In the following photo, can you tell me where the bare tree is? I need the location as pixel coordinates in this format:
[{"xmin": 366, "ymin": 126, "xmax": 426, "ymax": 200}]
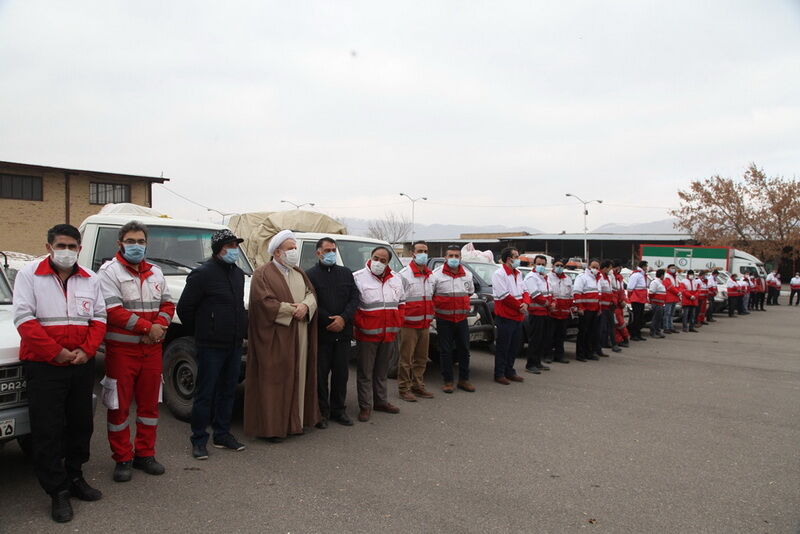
[
  {"xmin": 367, "ymin": 211, "xmax": 412, "ymax": 244},
  {"xmin": 671, "ymin": 163, "xmax": 800, "ymax": 266}
]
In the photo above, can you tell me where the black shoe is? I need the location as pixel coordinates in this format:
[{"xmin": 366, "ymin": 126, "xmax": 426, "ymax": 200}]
[
  {"xmin": 51, "ymin": 490, "xmax": 73, "ymax": 523},
  {"xmin": 113, "ymin": 461, "xmax": 132, "ymax": 483},
  {"xmin": 554, "ymin": 357, "xmax": 569, "ymax": 364},
  {"xmin": 524, "ymin": 366, "xmax": 541, "ymax": 374},
  {"xmin": 595, "ymin": 351, "xmax": 608, "ymax": 358},
  {"xmin": 537, "ymin": 364, "xmax": 550, "ymax": 371},
  {"xmin": 265, "ymin": 436, "xmax": 284, "ymax": 443},
  {"xmin": 611, "ymin": 346, "xmax": 622, "ymax": 353},
  {"xmin": 69, "ymin": 477, "xmax": 102, "ymax": 501},
  {"xmin": 331, "ymin": 413, "xmax": 354, "ymax": 426},
  {"xmin": 576, "ymin": 357, "xmax": 588, "ymax": 362},
  {"xmin": 192, "ymin": 443, "xmax": 209, "ymax": 460},
  {"xmin": 213, "ymin": 434, "xmax": 246, "ymax": 451},
  {"xmin": 132, "ymin": 456, "xmax": 165, "ymax": 476},
  {"xmin": 588, "ymin": 355, "xmax": 600, "ymax": 361},
  {"xmin": 315, "ymin": 418, "xmax": 329, "ymax": 430},
  {"xmin": 689, "ymin": 328, "xmax": 698, "ymax": 333},
  {"xmin": 620, "ymin": 340, "xmax": 630, "ymax": 347}
]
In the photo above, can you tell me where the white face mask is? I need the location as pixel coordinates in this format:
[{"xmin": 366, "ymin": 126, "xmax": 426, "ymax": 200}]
[
  {"xmin": 52, "ymin": 249, "xmax": 78, "ymax": 270},
  {"xmin": 370, "ymin": 260, "xmax": 387, "ymax": 276},
  {"xmin": 589, "ymin": 268, "xmax": 598, "ymax": 275},
  {"xmin": 282, "ymin": 248, "xmax": 300, "ymax": 267}
]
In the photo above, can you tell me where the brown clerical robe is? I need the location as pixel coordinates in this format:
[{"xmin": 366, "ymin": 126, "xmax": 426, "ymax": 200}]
[{"xmin": 244, "ymin": 261, "xmax": 321, "ymax": 438}]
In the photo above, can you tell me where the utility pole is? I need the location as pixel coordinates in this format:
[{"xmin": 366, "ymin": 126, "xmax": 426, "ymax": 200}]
[
  {"xmin": 399, "ymin": 193, "xmax": 427, "ymax": 242},
  {"xmin": 565, "ymin": 193, "xmax": 603, "ymax": 263},
  {"xmin": 280, "ymin": 200, "xmax": 315, "ymax": 209}
]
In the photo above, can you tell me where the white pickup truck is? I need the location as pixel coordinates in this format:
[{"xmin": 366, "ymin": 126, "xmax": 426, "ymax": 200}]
[{"xmin": 0, "ymin": 266, "xmax": 30, "ymax": 453}]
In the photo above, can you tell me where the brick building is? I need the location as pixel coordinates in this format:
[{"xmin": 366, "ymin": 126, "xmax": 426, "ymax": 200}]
[{"xmin": 0, "ymin": 161, "xmax": 168, "ymax": 254}]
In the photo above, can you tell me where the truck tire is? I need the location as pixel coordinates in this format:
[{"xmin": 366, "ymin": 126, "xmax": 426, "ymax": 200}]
[{"xmin": 162, "ymin": 336, "xmax": 197, "ymax": 422}]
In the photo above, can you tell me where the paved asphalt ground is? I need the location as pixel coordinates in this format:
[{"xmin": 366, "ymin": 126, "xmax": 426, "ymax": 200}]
[{"xmin": 2, "ymin": 306, "xmax": 799, "ymax": 533}]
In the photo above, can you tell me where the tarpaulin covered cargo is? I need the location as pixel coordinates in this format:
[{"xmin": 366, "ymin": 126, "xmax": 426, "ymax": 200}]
[{"xmin": 228, "ymin": 210, "xmax": 346, "ymax": 268}]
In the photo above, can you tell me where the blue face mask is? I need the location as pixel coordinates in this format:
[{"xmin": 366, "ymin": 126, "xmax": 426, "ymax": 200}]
[
  {"xmin": 321, "ymin": 251, "xmax": 337, "ymax": 266},
  {"xmin": 122, "ymin": 244, "xmax": 146, "ymax": 264},
  {"xmin": 221, "ymin": 248, "xmax": 239, "ymax": 264},
  {"xmin": 535, "ymin": 265, "xmax": 546, "ymax": 274},
  {"xmin": 511, "ymin": 259, "xmax": 521, "ymax": 269},
  {"xmin": 447, "ymin": 258, "xmax": 460, "ymax": 269},
  {"xmin": 554, "ymin": 266, "xmax": 564, "ymax": 274},
  {"xmin": 414, "ymin": 253, "xmax": 428, "ymax": 266}
]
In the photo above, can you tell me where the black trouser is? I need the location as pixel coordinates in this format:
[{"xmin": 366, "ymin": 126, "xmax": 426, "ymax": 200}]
[
  {"xmin": 494, "ymin": 316, "xmax": 523, "ymax": 378},
  {"xmin": 599, "ymin": 308, "xmax": 615, "ymax": 349},
  {"xmin": 728, "ymin": 296, "xmax": 740, "ymax": 316},
  {"xmin": 767, "ymin": 287, "xmax": 779, "ymax": 304},
  {"xmin": 790, "ymin": 289, "xmax": 800, "ymax": 306},
  {"xmin": 24, "ymin": 359, "xmax": 95, "ymax": 496},
  {"xmin": 548, "ymin": 317, "xmax": 568, "ymax": 359},
  {"xmin": 525, "ymin": 314, "xmax": 551, "ymax": 368},
  {"xmin": 757, "ymin": 292, "xmax": 766, "ymax": 310},
  {"xmin": 707, "ymin": 298, "xmax": 715, "ymax": 320},
  {"xmin": 317, "ymin": 338, "xmax": 351, "ymax": 418},
  {"xmin": 630, "ymin": 302, "xmax": 645, "ymax": 339},
  {"xmin": 191, "ymin": 345, "xmax": 242, "ymax": 446},
  {"xmin": 437, "ymin": 318, "xmax": 470, "ymax": 382},
  {"xmin": 576, "ymin": 310, "xmax": 600, "ymax": 359}
]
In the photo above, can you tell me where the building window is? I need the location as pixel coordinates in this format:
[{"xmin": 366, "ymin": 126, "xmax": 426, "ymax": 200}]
[
  {"xmin": 0, "ymin": 174, "xmax": 43, "ymax": 201},
  {"xmin": 90, "ymin": 182, "xmax": 130, "ymax": 205}
]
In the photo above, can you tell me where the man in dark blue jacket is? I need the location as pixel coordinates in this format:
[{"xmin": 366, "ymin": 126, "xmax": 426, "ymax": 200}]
[
  {"xmin": 177, "ymin": 229, "xmax": 248, "ymax": 459},
  {"xmin": 306, "ymin": 237, "xmax": 360, "ymax": 428}
]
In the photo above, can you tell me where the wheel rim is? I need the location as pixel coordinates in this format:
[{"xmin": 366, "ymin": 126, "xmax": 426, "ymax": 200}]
[{"xmin": 174, "ymin": 358, "xmax": 195, "ymax": 399}]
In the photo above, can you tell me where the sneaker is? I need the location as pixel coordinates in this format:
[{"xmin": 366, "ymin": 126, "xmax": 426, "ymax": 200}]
[
  {"xmin": 51, "ymin": 490, "xmax": 73, "ymax": 523},
  {"xmin": 132, "ymin": 456, "xmax": 166, "ymax": 476},
  {"xmin": 113, "ymin": 461, "xmax": 132, "ymax": 483},
  {"xmin": 69, "ymin": 477, "xmax": 102, "ymax": 501},
  {"xmin": 212, "ymin": 435, "xmax": 246, "ymax": 451},
  {"xmin": 192, "ymin": 443, "xmax": 209, "ymax": 460}
]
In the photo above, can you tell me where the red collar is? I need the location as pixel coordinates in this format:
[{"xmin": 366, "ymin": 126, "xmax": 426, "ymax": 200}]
[
  {"xmin": 443, "ymin": 263, "xmax": 466, "ymax": 277},
  {"xmin": 35, "ymin": 257, "xmax": 90, "ymax": 278},
  {"xmin": 115, "ymin": 252, "xmax": 153, "ymax": 277},
  {"xmin": 367, "ymin": 260, "xmax": 393, "ymax": 282},
  {"xmin": 502, "ymin": 264, "xmax": 518, "ymax": 278},
  {"xmin": 409, "ymin": 261, "xmax": 430, "ymax": 278}
]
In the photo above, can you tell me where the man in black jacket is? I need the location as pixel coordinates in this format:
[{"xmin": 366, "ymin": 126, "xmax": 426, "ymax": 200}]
[
  {"xmin": 177, "ymin": 229, "xmax": 248, "ymax": 459},
  {"xmin": 306, "ymin": 237, "xmax": 360, "ymax": 428}
]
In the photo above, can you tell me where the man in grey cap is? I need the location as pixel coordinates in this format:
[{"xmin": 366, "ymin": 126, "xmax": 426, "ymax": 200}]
[{"xmin": 177, "ymin": 229, "xmax": 248, "ymax": 459}]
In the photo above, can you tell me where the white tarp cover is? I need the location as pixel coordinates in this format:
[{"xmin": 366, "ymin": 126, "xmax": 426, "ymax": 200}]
[
  {"xmin": 99, "ymin": 203, "xmax": 166, "ymax": 218},
  {"xmin": 228, "ymin": 210, "xmax": 346, "ymax": 268},
  {"xmin": 461, "ymin": 242, "xmax": 494, "ymax": 263}
]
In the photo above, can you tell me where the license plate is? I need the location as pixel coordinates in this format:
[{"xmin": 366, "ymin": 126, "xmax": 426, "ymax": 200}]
[{"xmin": 0, "ymin": 418, "xmax": 15, "ymax": 438}]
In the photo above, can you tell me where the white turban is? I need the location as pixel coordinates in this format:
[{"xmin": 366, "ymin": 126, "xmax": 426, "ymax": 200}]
[{"xmin": 268, "ymin": 229, "xmax": 296, "ymax": 256}]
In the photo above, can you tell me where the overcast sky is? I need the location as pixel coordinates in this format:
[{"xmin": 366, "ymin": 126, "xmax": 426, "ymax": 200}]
[{"xmin": 1, "ymin": 1, "xmax": 799, "ymax": 233}]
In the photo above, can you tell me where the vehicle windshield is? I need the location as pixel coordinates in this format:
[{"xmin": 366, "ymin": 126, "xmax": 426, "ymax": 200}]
[
  {"xmin": 716, "ymin": 272, "xmax": 730, "ymax": 284},
  {"xmin": 336, "ymin": 240, "xmax": 404, "ymax": 273},
  {"xmin": 93, "ymin": 225, "xmax": 253, "ymax": 275},
  {"xmin": 466, "ymin": 262, "xmax": 501, "ymax": 285},
  {"xmin": 0, "ymin": 269, "xmax": 12, "ymax": 304}
]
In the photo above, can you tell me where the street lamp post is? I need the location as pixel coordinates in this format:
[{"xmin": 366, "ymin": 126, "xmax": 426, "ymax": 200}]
[
  {"xmin": 565, "ymin": 193, "xmax": 603, "ymax": 263},
  {"xmin": 280, "ymin": 200, "xmax": 315, "ymax": 209},
  {"xmin": 206, "ymin": 208, "xmax": 238, "ymax": 224},
  {"xmin": 399, "ymin": 193, "xmax": 427, "ymax": 242}
]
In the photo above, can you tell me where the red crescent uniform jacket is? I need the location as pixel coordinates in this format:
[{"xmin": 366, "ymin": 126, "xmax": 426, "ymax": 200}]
[
  {"xmin": 523, "ymin": 270, "xmax": 551, "ymax": 317},
  {"xmin": 663, "ymin": 272, "xmax": 681, "ymax": 303},
  {"xmin": 726, "ymin": 279, "xmax": 741, "ymax": 297},
  {"xmin": 491, "ymin": 264, "xmax": 530, "ymax": 321},
  {"xmin": 547, "ymin": 271, "xmax": 573, "ymax": 320},
  {"xmin": 626, "ymin": 268, "xmax": 648, "ymax": 303},
  {"xmin": 573, "ymin": 270, "xmax": 600, "ymax": 312},
  {"xmin": 13, "ymin": 258, "xmax": 107, "ymax": 364},
  {"xmin": 353, "ymin": 262, "xmax": 405, "ymax": 342},
  {"xmin": 431, "ymin": 263, "xmax": 474, "ymax": 323},
  {"xmin": 648, "ymin": 278, "xmax": 666, "ymax": 305},
  {"xmin": 399, "ymin": 261, "xmax": 434, "ymax": 329}
]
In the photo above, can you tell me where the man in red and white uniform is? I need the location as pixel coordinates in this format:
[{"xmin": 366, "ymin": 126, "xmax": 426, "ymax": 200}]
[
  {"xmin": 13, "ymin": 224, "xmax": 106, "ymax": 522},
  {"xmin": 432, "ymin": 245, "xmax": 476, "ymax": 392},
  {"xmin": 736, "ymin": 275, "xmax": 751, "ymax": 315},
  {"xmin": 547, "ymin": 259, "xmax": 573, "ymax": 364},
  {"xmin": 626, "ymin": 260, "xmax": 649, "ymax": 341},
  {"xmin": 753, "ymin": 274, "xmax": 766, "ymax": 311},
  {"xmin": 662, "ymin": 264, "xmax": 681, "ymax": 334},
  {"xmin": 597, "ymin": 260, "xmax": 617, "ymax": 355},
  {"xmin": 695, "ymin": 271, "xmax": 709, "ymax": 325},
  {"xmin": 491, "ymin": 247, "xmax": 529, "ymax": 384},
  {"xmin": 353, "ymin": 246, "xmax": 405, "ymax": 422},
  {"xmin": 397, "ymin": 241, "xmax": 434, "ymax": 401},
  {"xmin": 705, "ymin": 270, "xmax": 719, "ymax": 321},
  {"xmin": 611, "ymin": 261, "xmax": 631, "ymax": 347},
  {"xmin": 523, "ymin": 255, "xmax": 552, "ymax": 374},
  {"xmin": 726, "ymin": 274, "xmax": 742, "ymax": 317},
  {"xmin": 573, "ymin": 260, "xmax": 601, "ymax": 361},
  {"xmin": 680, "ymin": 270, "xmax": 700, "ymax": 332},
  {"xmin": 99, "ymin": 222, "xmax": 174, "ymax": 483},
  {"xmin": 648, "ymin": 269, "xmax": 667, "ymax": 338},
  {"xmin": 766, "ymin": 269, "xmax": 781, "ymax": 305},
  {"xmin": 790, "ymin": 272, "xmax": 800, "ymax": 306}
]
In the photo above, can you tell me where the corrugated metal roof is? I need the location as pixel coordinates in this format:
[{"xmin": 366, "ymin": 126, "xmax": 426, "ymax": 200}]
[{"xmin": 508, "ymin": 233, "xmax": 691, "ymax": 242}]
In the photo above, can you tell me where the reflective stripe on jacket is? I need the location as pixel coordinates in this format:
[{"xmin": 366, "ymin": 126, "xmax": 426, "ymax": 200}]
[
  {"xmin": 547, "ymin": 272, "xmax": 573, "ymax": 319},
  {"xmin": 492, "ymin": 264, "xmax": 529, "ymax": 321},
  {"xmin": 523, "ymin": 271, "xmax": 551, "ymax": 316},
  {"xmin": 573, "ymin": 271, "xmax": 600, "ymax": 312},
  {"xmin": 431, "ymin": 264, "xmax": 473, "ymax": 323},
  {"xmin": 353, "ymin": 262, "xmax": 405, "ymax": 342},
  {"xmin": 399, "ymin": 262, "xmax": 434, "ymax": 329}
]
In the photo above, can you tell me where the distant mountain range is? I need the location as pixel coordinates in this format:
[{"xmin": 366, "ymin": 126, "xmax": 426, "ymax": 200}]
[
  {"xmin": 591, "ymin": 218, "xmax": 680, "ymax": 234},
  {"xmin": 340, "ymin": 218, "xmax": 542, "ymax": 240}
]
